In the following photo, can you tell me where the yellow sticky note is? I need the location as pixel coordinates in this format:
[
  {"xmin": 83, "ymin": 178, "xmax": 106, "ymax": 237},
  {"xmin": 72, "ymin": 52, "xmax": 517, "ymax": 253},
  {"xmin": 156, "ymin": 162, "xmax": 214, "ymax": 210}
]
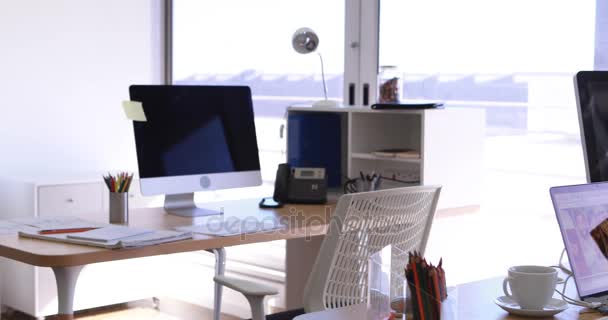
[{"xmin": 122, "ymin": 100, "xmax": 147, "ymax": 122}]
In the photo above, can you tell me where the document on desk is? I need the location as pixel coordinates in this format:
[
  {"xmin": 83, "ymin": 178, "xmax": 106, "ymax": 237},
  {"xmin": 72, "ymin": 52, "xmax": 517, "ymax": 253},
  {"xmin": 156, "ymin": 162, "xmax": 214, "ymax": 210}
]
[
  {"xmin": 176, "ymin": 217, "xmax": 288, "ymax": 237},
  {"xmin": 66, "ymin": 226, "xmax": 153, "ymax": 242},
  {"xmin": 0, "ymin": 220, "xmax": 37, "ymax": 235},
  {"xmin": 116, "ymin": 230, "xmax": 193, "ymax": 248},
  {"xmin": 10, "ymin": 216, "xmax": 104, "ymax": 231},
  {"xmin": 18, "ymin": 229, "xmax": 193, "ymax": 249}
]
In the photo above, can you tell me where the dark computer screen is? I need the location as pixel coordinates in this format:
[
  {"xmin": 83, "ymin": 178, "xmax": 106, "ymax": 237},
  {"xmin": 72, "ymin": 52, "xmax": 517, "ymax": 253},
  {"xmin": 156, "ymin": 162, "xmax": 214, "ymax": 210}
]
[{"xmin": 129, "ymin": 85, "xmax": 261, "ymax": 178}]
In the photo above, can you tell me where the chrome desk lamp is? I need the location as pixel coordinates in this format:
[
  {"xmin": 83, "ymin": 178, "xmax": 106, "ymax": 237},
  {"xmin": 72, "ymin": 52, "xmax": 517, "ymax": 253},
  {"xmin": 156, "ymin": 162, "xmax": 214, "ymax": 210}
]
[{"xmin": 292, "ymin": 28, "xmax": 338, "ymax": 108}]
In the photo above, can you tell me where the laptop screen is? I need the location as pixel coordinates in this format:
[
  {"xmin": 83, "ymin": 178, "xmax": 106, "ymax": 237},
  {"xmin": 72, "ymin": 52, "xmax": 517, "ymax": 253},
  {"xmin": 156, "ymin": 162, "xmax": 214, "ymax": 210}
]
[{"xmin": 551, "ymin": 182, "xmax": 608, "ymax": 298}]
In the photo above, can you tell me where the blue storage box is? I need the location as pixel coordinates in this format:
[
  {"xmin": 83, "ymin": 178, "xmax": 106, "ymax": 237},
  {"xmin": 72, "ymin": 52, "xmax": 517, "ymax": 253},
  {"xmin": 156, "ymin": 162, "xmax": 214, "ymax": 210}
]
[{"xmin": 287, "ymin": 113, "xmax": 342, "ymax": 187}]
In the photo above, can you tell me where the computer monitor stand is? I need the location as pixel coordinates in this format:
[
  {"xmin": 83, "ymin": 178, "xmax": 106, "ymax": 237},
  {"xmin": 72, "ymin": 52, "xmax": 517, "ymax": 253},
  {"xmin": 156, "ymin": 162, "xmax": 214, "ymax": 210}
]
[{"xmin": 164, "ymin": 193, "xmax": 223, "ymax": 217}]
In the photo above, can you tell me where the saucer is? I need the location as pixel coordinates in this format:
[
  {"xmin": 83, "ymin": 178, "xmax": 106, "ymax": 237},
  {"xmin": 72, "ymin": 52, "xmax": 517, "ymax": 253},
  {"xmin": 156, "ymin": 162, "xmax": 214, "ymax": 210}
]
[{"xmin": 494, "ymin": 296, "xmax": 568, "ymax": 317}]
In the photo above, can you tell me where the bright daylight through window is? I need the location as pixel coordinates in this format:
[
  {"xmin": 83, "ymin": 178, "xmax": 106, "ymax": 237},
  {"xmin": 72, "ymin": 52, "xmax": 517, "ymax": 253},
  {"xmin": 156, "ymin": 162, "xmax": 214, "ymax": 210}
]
[
  {"xmin": 172, "ymin": 0, "xmax": 608, "ymax": 284},
  {"xmin": 379, "ymin": 0, "xmax": 607, "ymax": 282}
]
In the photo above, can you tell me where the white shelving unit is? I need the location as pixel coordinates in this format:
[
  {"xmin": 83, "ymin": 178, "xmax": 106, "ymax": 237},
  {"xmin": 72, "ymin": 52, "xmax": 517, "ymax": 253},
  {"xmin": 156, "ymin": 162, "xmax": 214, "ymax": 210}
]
[{"xmin": 287, "ymin": 105, "xmax": 485, "ymax": 208}]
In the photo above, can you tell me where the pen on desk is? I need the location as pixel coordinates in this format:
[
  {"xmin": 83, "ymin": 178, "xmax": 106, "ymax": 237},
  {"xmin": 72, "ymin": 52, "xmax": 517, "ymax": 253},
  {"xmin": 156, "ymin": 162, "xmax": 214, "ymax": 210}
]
[{"xmin": 38, "ymin": 227, "xmax": 98, "ymax": 235}]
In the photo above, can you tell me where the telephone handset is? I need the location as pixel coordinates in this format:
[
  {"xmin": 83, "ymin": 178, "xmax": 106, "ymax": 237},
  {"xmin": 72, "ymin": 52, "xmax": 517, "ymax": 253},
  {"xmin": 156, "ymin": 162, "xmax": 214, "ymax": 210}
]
[{"xmin": 273, "ymin": 163, "xmax": 291, "ymax": 203}]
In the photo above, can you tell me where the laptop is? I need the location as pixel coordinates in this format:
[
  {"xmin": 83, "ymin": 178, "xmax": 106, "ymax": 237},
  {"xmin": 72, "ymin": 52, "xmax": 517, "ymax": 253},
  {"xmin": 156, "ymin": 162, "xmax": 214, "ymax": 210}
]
[{"xmin": 551, "ymin": 182, "xmax": 608, "ymax": 304}]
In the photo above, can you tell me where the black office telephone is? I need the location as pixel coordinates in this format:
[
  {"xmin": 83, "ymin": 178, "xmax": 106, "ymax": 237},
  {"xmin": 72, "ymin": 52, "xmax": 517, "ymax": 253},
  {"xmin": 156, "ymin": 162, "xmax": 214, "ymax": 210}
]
[{"xmin": 272, "ymin": 163, "xmax": 328, "ymax": 204}]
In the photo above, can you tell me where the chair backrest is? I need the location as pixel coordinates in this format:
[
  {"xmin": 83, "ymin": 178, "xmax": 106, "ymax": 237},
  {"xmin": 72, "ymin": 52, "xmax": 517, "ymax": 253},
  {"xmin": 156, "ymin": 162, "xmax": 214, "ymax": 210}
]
[{"xmin": 302, "ymin": 185, "xmax": 441, "ymax": 312}]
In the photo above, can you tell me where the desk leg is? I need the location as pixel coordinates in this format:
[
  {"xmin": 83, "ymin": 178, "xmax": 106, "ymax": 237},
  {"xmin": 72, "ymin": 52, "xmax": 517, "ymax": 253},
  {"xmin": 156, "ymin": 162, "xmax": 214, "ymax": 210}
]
[
  {"xmin": 211, "ymin": 248, "xmax": 226, "ymax": 320},
  {"xmin": 285, "ymin": 236, "xmax": 323, "ymax": 309},
  {"xmin": 51, "ymin": 265, "xmax": 84, "ymax": 320}
]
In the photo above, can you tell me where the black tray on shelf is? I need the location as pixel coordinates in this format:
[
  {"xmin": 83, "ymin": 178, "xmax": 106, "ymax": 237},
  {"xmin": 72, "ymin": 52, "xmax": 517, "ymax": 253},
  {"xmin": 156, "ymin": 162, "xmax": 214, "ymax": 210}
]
[{"xmin": 371, "ymin": 102, "xmax": 444, "ymax": 110}]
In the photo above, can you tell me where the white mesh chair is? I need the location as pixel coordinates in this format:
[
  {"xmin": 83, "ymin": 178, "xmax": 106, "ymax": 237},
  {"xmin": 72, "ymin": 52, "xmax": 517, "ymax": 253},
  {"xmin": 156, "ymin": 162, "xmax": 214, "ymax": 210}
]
[{"xmin": 214, "ymin": 185, "xmax": 441, "ymax": 320}]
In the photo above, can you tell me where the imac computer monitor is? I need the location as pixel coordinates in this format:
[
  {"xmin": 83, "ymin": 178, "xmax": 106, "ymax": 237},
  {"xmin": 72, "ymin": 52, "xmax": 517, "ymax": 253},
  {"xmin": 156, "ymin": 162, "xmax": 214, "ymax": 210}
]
[
  {"xmin": 575, "ymin": 71, "xmax": 608, "ymax": 183},
  {"xmin": 129, "ymin": 85, "xmax": 262, "ymax": 217}
]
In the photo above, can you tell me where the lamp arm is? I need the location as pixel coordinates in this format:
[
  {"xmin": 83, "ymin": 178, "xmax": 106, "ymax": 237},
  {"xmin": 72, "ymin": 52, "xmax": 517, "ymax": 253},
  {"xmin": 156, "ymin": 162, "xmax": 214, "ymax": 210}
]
[{"xmin": 318, "ymin": 52, "xmax": 328, "ymax": 101}]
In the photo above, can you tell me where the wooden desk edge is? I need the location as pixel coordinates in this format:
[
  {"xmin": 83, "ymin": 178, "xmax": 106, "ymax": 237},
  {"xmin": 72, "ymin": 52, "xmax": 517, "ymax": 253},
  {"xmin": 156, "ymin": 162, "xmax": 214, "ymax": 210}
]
[{"xmin": 0, "ymin": 223, "xmax": 330, "ymax": 268}]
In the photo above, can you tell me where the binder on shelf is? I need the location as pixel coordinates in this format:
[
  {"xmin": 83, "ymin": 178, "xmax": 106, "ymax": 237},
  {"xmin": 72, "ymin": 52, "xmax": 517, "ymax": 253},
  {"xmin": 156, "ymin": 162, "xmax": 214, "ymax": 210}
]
[{"xmin": 287, "ymin": 113, "xmax": 342, "ymax": 187}]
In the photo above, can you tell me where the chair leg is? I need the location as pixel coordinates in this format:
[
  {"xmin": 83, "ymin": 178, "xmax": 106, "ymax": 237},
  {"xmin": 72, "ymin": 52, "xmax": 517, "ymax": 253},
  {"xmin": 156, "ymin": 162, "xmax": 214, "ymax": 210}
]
[{"xmin": 245, "ymin": 295, "xmax": 266, "ymax": 320}]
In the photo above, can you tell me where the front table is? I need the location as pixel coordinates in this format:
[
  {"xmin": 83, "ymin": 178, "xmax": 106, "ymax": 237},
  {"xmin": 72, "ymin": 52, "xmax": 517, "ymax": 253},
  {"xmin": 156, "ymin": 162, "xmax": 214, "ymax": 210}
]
[
  {"xmin": 295, "ymin": 277, "xmax": 602, "ymax": 320},
  {"xmin": 0, "ymin": 198, "xmax": 335, "ymax": 319}
]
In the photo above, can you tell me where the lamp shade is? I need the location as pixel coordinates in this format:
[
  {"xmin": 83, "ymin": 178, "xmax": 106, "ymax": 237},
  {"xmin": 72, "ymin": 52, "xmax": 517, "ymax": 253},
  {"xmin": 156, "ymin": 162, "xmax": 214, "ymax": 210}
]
[
  {"xmin": 291, "ymin": 27, "xmax": 338, "ymax": 107},
  {"xmin": 292, "ymin": 28, "xmax": 319, "ymax": 54}
]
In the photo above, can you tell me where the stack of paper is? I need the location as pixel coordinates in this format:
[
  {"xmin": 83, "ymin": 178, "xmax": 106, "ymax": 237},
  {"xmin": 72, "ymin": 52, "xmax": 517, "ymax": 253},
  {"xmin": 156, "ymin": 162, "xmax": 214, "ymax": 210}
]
[
  {"xmin": 19, "ymin": 229, "xmax": 192, "ymax": 249},
  {"xmin": 14, "ymin": 217, "xmax": 193, "ymax": 249},
  {"xmin": 0, "ymin": 217, "xmax": 96, "ymax": 235},
  {"xmin": 66, "ymin": 226, "xmax": 153, "ymax": 242},
  {"xmin": 10, "ymin": 216, "xmax": 104, "ymax": 231},
  {"xmin": 372, "ymin": 148, "xmax": 420, "ymax": 159},
  {"xmin": 0, "ymin": 220, "xmax": 36, "ymax": 235}
]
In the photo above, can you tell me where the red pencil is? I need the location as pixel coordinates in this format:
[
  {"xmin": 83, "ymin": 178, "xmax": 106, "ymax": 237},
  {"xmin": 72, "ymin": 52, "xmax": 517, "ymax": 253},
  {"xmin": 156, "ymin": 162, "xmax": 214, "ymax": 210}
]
[
  {"xmin": 412, "ymin": 255, "xmax": 426, "ymax": 320},
  {"xmin": 39, "ymin": 227, "xmax": 98, "ymax": 235}
]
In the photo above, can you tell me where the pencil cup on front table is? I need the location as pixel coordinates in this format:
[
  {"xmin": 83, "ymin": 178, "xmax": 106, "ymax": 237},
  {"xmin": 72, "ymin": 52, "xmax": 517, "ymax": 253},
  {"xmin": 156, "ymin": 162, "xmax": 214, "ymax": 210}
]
[
  {"xmin": 109, "ymin": 192, "xmax": 129, "ymax": 224},
  {"xmin": 103, "ymin": 172, "xmax": 134, "ymax": 225}
]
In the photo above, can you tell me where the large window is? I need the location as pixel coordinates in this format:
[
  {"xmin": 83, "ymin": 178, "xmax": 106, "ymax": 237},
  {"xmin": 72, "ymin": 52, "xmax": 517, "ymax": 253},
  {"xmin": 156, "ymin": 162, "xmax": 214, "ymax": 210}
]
[
  {"xmin": 379, "ymin": 0, "xmax": 606, "ymax": 283},
  {"xmin": 380, "ymin": 0, "xmax": 595, "ymax": 133},
  {"xmin": 171, "ymin": 0, "xmax": 608, "ymax": 284}
]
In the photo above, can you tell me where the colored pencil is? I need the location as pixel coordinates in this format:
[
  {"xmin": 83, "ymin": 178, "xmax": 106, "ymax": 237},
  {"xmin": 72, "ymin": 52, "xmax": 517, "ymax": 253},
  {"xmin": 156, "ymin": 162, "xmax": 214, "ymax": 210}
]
[
  {"xmin": 412, "ymin": 255, "xmax": 425, "ymax": 320},
  {"xmin": 103, "ymin": 172, "xmax": 134, "ymax": 193},
  {"xmin": 39, "ymin": 227, "xmax": 98, "ymax": 235}
]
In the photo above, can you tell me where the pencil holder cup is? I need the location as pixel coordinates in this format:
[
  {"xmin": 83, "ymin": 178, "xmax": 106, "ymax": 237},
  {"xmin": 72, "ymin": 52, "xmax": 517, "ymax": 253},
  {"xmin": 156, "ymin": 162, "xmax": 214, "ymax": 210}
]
[
  {"xmin": 356, "ymin": 179, "xmax": 382, "ymax": 192},
  {"xmin": 344, "ymin": 178, "xmax": 383, "ymax": 193},
  {"xmin": 109, "ymin": 192, "xmax": 129, "ymax": 224}
]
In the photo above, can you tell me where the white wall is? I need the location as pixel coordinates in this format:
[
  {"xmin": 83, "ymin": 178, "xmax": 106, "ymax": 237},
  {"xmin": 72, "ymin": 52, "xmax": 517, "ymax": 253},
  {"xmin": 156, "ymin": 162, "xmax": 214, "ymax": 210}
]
[{"xmin": 0, "ymin": 0, "xmax": 162, "ymax": 174}]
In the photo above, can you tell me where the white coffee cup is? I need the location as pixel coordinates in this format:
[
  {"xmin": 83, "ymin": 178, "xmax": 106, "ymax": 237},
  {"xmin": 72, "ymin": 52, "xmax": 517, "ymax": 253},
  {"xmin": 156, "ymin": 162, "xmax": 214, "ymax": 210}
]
[{"xmin": 502, "ymin": 265, "xmax": 557, "ymax": 310}]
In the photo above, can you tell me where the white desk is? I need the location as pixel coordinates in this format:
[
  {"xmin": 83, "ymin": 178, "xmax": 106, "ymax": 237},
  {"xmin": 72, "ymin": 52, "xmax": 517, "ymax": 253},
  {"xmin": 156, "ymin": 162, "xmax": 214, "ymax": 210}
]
[{"xmin": 0, "ymin": 198, "xmax": 335, "ymax": 319}]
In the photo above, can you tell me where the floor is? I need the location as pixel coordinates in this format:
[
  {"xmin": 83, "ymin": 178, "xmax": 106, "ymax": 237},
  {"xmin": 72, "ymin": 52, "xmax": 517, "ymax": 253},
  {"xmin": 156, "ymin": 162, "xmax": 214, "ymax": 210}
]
[{"xmin": 1, "ymin": 298, "xmax": 240, "ymax": 320}]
